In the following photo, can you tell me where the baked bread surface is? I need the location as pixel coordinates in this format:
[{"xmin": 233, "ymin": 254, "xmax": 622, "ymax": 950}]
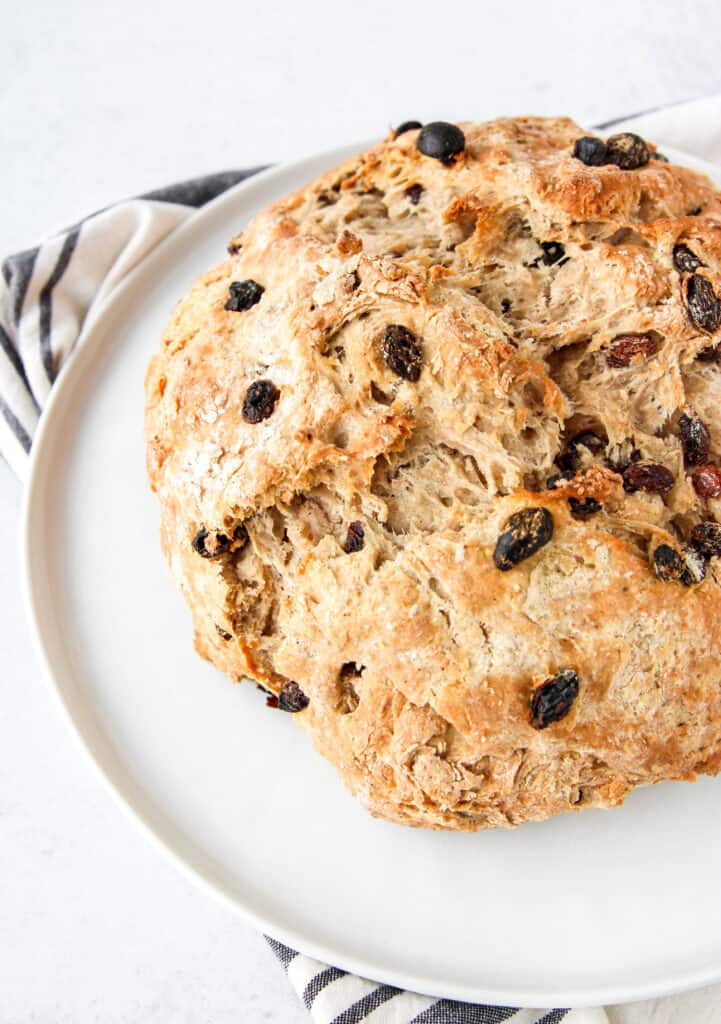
[{"xmin": 145, "ymin": 117, "xmax": 721, "ymax": 829}]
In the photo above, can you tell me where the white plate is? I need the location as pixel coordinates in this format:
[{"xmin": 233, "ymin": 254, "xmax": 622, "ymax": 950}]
[{"xmin": 22, "ymin": 141, "xmax": 721, "ymax": 1009}]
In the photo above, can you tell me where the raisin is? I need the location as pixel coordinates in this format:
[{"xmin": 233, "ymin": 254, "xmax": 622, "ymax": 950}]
[
  {"xmin": 604, "ymin": 132, "xmax": 651, "ymax": 170},
  {"xmin": 678, "ymin": 413, "xmax": 711, "ymax": 466},
  {"xmin": 192, "ymin": 527, "xmax": 214, "ymax": 558},
  {"xmin": 382, "ymin": 324, "xmax": 422, "ymax": 381},
  {"xmin": 691, "ymin": 463, "xmax": 721, "ymax": 498},
  {"xmin": 343, "ymin": 521, "xmax": 365, "ymax": 553},
  {"xmin": 697, "ymin": 345, "xmax": 721, "ymax": 363},
  {"xmin": 652, "ymin": 152, "xmax": 670, "ymax": 163},
  {"xmin": 653, "ymin": 544, "xmax": 685, "ymax": 582},
  {"xmin": 605, "ymin": 332, "xmax": 662, "ymax": 368},
  {"xmin": 690, "ymin": 521, "xmax": 721, "ymax": 558},
  {"xmin": 682, "ymin": 546, "xmax": 706, "ymax": 585},
  {"xmin": 557, "ymin": 431, "xmax": 605, "ymax": 473},
  {"xmin": 395, "ymin": 120, "xmax": 422, "ymax": 136},
  {"xmin": 540, "ymin": 241, "xmax": 566, "ymax": 266},
  {"xmin": 340, "ymin": 661, "xmax": 365, "ymax": 677},
  {"xmin": 227, "ymin": 240, "xmax": 242, "ymax": 256},
  {"xmin": 192, "ymin": 523, "xmax": 247, "ymax": 559},
  {"xmin": 569, "ymin": 497, "xmax": 601, "ymax": 518},
  {"xmin": 622, "ymin": 461, "xmax": 675, "ymax": 494},
  {"xmin": 225, "ymin": 279, "xmax": 264, "ymax": 312},
  {"xmin": 215, "ymin": 624, "xmax": 233, "ymax": 641},
  {"xmin": 317, "ymin": 192, "xmax": 335, "ymax": 207},
  {"xmin": 416, "ymin": 122, "xmax": 465, "ymax": 163},
  {"xmin": 277, "ymin": 681, "xmax": 309, "ymax": 713},
  {"xmin": 686, "ymin": 274, "xmax": 721, "ymax": 334},
  {"xmin": 573, "ymin": 136, "xmax": 607, "ymax": 166},
  {"xmin": 673, "ymin": 243, "xmax": 704, "ymax": 274},
  {"xmin": 500, "ymin": 299, "xmax": 512, "ymax": 314},
  {"xmin": 192, "ymin": 528, "xmax": 226, "ymax": 558},
  {"xmin": 405, "ymin": 183, "xmax": 425, "ymax": 205},
  {"xmin": 265, "ymin": 694, "xmax": 279, "ymax": 709},
  {"xmin": 546, "ymin": 469, "xmax": 575, "ymax": 490},
  {"xmin": 530, "ymin": 669, "xmax": 579, "ymax": 729},
  {"xmin": 655, "ymin": 543, "xmax": 705, "ymax": 586},
  {"xmin": 242, "ymin": 379, "xmax": 280, "ymax": 423},
  {"xmin": 493, "ymin": 507, "xmax": 554, "ymax": 571}
]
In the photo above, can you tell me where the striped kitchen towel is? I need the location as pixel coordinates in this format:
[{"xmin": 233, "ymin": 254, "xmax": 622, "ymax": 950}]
[{"xmin": 3, "ymin": 97, "xmax": 721, "ymax": 1024}]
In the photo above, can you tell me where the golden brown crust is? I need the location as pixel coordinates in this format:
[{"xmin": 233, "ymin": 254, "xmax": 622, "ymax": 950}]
[{"xmin": 146, "ymin": 117, "xmax": 721, "ymax": 830}]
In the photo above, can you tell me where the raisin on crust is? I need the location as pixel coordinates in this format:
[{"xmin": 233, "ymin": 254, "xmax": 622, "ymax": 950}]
[{"xmin": 145, "ymin": 117, "xmax": 721, "ymax": 831}]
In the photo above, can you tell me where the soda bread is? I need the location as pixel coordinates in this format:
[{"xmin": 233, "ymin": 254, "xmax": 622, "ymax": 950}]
[{"xmin": 146, "ymin": 118, "xmax": 721, "ymax": 829}]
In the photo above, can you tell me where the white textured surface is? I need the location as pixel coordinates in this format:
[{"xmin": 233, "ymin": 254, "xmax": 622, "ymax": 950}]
[{"xmin": 4, "ymin": 1, "xmax": 721, "ymax": 1021}]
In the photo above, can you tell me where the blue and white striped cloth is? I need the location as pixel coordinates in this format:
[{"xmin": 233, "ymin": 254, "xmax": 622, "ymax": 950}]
[{"xmin": 4, "ymin": 98, "xmax": 721, "ymax": 1023}]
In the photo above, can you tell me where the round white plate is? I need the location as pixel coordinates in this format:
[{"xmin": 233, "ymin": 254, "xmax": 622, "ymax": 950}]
[{"xmin": 22, "ymin": 141, "xmax": 721, "ymax": 1009}]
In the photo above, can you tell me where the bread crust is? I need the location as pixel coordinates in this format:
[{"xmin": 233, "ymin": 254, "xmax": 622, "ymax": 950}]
[{"xmin": 146, "ymin": 118, "xmax": 721, "ymax": 829}]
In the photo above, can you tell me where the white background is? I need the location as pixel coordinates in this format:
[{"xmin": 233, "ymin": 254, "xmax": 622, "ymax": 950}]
[{"xmin": 3, "ymin": 1, "xmax": 721, "ymax": 1021}]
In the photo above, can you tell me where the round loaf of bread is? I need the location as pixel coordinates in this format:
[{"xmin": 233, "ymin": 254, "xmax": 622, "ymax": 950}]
[{"xmin": 145, "ymin": 118, "xmax": 721, "ymax": 830}]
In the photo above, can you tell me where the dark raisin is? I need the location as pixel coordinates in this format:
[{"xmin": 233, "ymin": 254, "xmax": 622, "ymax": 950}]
[
  {"xmin": 605, "ymin": 332, "xmax": 662, "ymax": 368},
  {"xmin": 317, "ymin": 192, "xmax": 335, "ymax": 207},
  {"xmin": 653, "ymin": 544, "xmax": 685, "ymax": 582},
  {"xmin": 227, "ymin": 240, "xmax": 242, "ymax": 256},
  {"xmin": 573, "ymin": 136, "xmax": 607, "ymax": 166},
  {"xmin": 690, "ymin": 521, "xmax": 721, "ymax": 558},
  {"xmin": 682, "ymin": 546, "xmax": 706, "ymax": 586},
  {"xmin": 242, "ymin": 379, "xmax": 280, "ymax": 423},
  {"xmin": 652, "ymin": 152, "xmax": 670, "ymax": 163},
  {"xmin": 691, "ymin": 463, "xmax": 721, "ymax": 498},
  {"xmin": 192, "ymin": 527, "xmax": 229, "ymax": 559},
  {"xmin": 382, "ymin": 324, "xmax": 422, "ymax": 381},
  {"xmin": 604, "ymin": 132, "xmax": 651, "ymax": 170},
  {"xmin": 673, "ymin": 244, "xmax": 704, "ymax": 274},
  {"xmin": 404, "ymin": 183, "xmax": 425, "ymax": 205},
  {"xmin": 493, "ymin": 507, "xmax": 554, "ymax": 571},
  {"xmin": 265, "ymin": 694, "xmax": 279, "ymax": 709},
  {"xmin": 416, "ymin": 122, "xmax": 465, "ymax": 163},
  {"xmin": 343, "ymin": 521, "xmax": 365, "ymax": 553},
  {"xmin": 546, "ymin": 469, "xmax": 575, "ymax": 490},
  {"xmin": 530, "ymin": 669, "xmax": 579, "ymax": 729},
  {"xmin": 500, "ymin": 299, "xmax": 512, "ymax": 314},
  {"xmin": 569, "ymin": 497, "xmax": 601, "ymax": 518},
  {"xmin": 557, "ymin": 431, "xmax": 605, "ymax": 473},
  {"xmin": 340, "ymin": 661, "xmax": 365, "ymax": 677},
  {"xmin": 277, "ymin": 681, "xmax": 309, "ymax": 713},
  {"xmin": 395, "ymin": 120, "xmax": 422, "ymax": 136},
  {"xmin": 192, "ymin": 527, "xmax": 212, "ymax": 557},
  {"xmin": 225, "ymin": 279, "xmax": 264, "ymax": 312},
  {"xmin": 697, "ymin": 345, "xmax": 721, "ymax": 362},
  {"xmin": 678, "ymin": 413, "xmax": 711, "ymax": 466},
  {"xmin": 215, "ymin": 624, "xmax": 233, "ymax": 641},
  {"xmin": 192, "ymin": 523, "xmax": 247, "ymax": 559},
  {"xmin": 686, "ymin": 274, "xmax": 721, "ymax": 334},
  {"xmin": 622, "ymin": 461, "xmax": 675, "ymax": 494},
  {"xmin": 540, "ymin": 241, "xmax": 566, "ymax": 266}
]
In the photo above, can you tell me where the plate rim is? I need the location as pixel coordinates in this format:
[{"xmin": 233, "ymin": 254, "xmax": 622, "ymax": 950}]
[{"xmin": 20, "ymin": 139, "xmax": 721, "ymax": 1009}]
